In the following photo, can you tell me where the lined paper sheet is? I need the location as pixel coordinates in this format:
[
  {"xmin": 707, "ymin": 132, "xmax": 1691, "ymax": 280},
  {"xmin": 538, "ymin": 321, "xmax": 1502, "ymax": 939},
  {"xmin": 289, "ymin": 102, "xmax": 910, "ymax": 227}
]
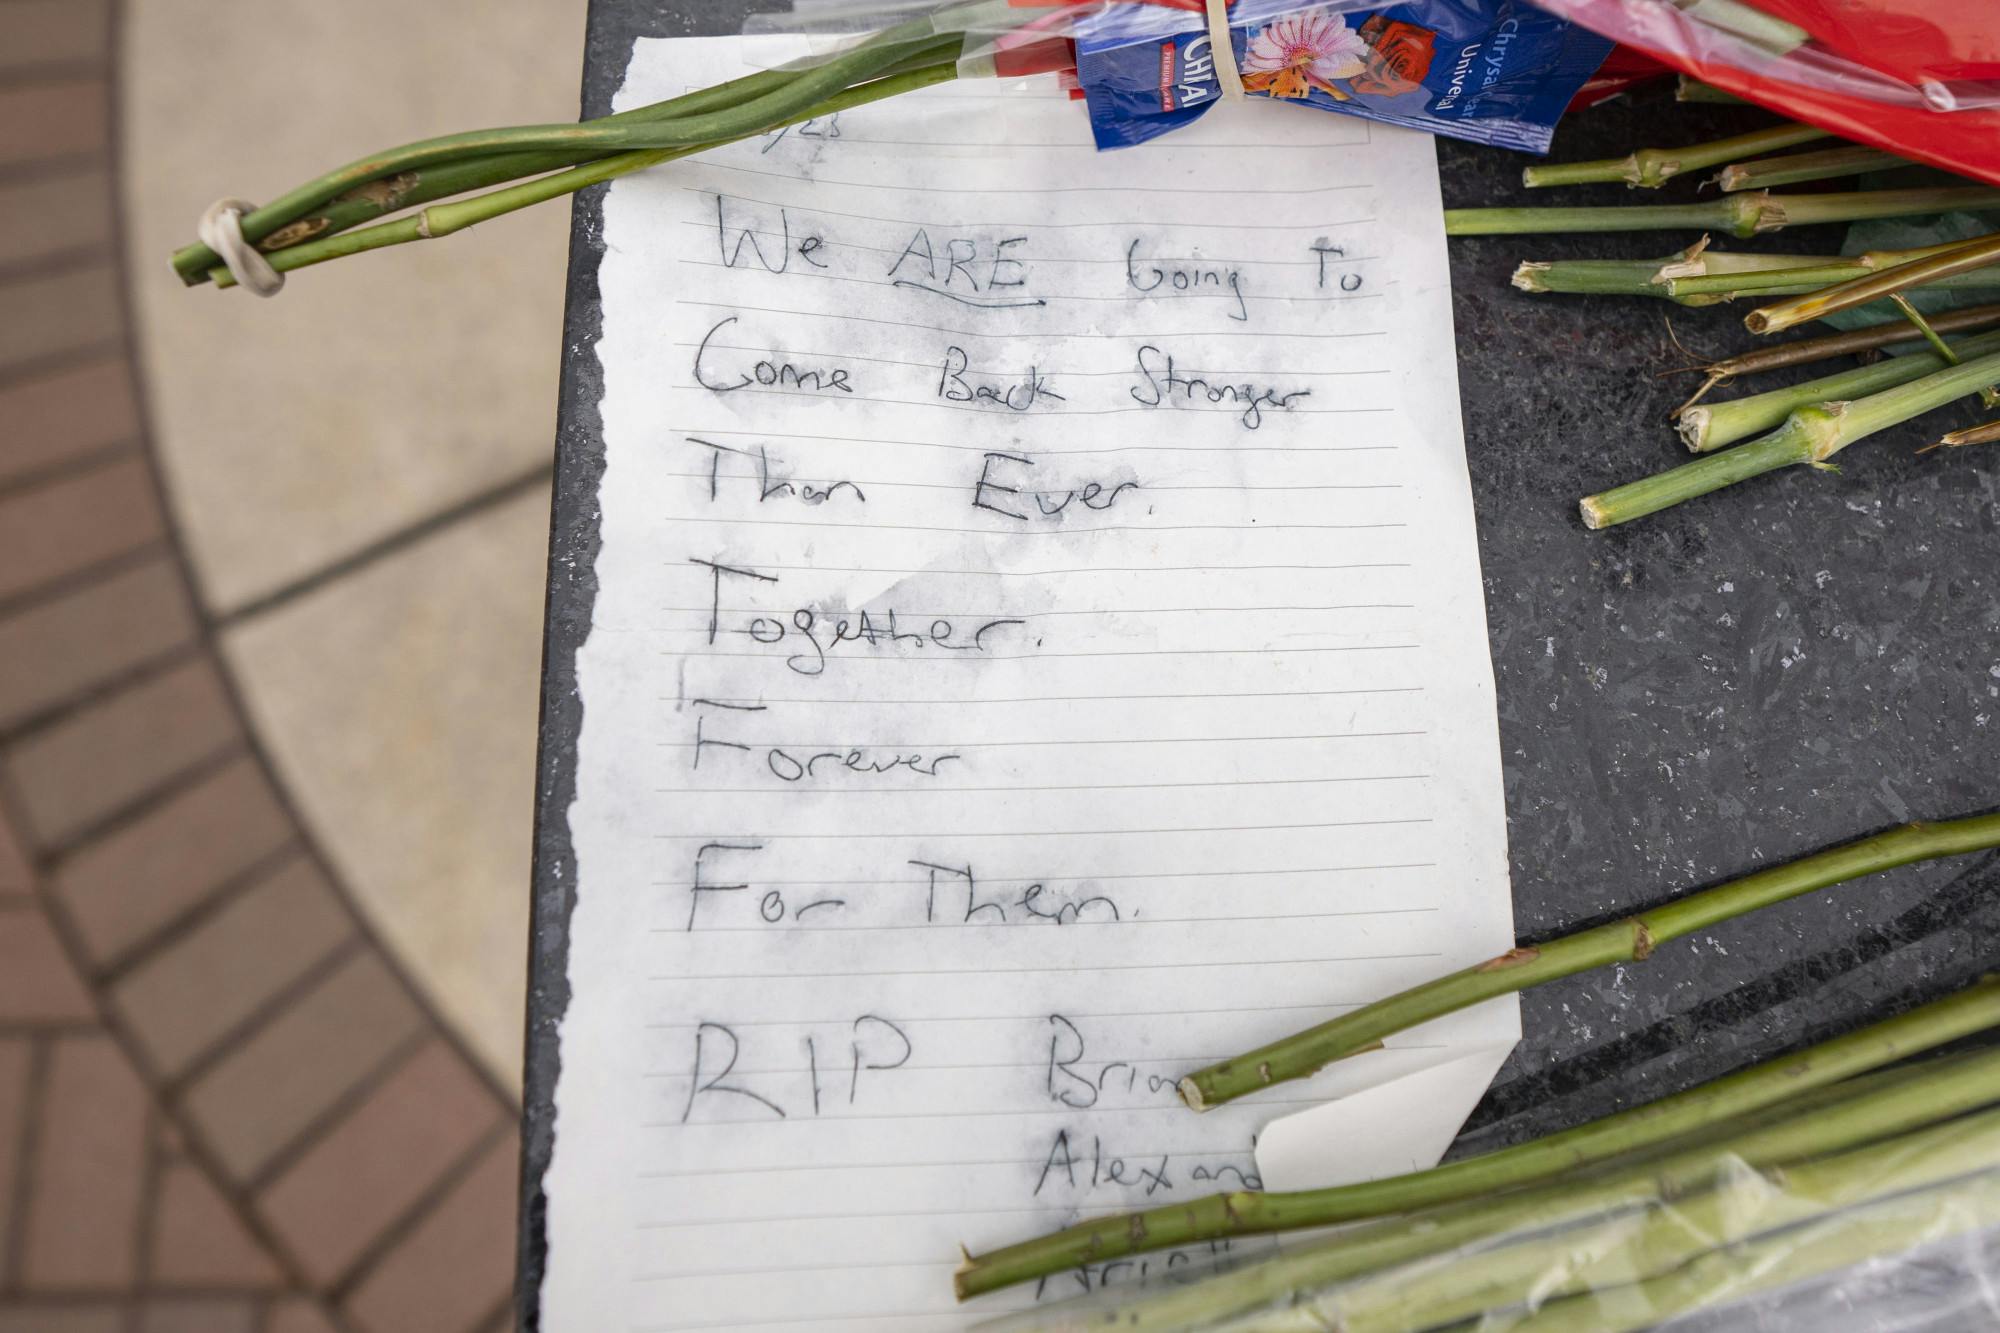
[{"xmin": 541, "ymin": 36, "xmax": 1516, "ymax": 1332}]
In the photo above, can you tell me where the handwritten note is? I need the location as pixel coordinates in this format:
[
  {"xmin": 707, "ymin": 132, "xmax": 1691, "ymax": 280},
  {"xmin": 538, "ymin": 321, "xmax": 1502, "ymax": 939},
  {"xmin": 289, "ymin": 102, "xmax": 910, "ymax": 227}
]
[{"xmin": 540, "ymin": 35, "xmax": 1517, "ymax": 1332}]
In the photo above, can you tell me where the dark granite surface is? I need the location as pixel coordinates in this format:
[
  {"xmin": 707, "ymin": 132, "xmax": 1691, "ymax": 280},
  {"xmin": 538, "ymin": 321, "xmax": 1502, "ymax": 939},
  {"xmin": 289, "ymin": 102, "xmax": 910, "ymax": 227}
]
[{"xmin": 518, "ymin": 5, "xmax": 2000, "ymax": 1321}]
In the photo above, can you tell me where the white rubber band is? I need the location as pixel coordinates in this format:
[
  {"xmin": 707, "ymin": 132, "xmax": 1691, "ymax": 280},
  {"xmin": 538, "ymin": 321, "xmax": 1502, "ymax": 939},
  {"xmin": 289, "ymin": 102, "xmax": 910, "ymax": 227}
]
[
  {"xmin": 196, "ymin": 198, "xmax": 285, "ymax": 297},
  {"xmin": 1204, "ymin": 0, "xmax": 1244, "ymax": 101}
]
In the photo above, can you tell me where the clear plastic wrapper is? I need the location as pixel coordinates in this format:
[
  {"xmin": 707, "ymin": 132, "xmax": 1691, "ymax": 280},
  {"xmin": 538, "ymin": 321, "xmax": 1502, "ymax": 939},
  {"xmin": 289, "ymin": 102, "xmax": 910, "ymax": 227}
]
[{"xmin": 972, "ymin": 1106, "xmax": 2000, "ymax": 1331}]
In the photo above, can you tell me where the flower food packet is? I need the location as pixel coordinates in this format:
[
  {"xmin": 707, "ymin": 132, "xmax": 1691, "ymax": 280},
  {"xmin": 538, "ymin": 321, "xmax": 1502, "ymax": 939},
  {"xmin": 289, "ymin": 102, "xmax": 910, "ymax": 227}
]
[{"xmin": 1074, "ymin": 0, "xmax": 1615, "ymax": 153}]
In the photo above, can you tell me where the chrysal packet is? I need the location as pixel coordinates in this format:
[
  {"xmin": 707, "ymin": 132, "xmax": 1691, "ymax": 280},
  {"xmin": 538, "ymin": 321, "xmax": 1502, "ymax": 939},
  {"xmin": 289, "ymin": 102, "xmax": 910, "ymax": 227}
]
[{"xmin": 1072, "ymin": 0, "xmax": 1615, "ymax": 153}]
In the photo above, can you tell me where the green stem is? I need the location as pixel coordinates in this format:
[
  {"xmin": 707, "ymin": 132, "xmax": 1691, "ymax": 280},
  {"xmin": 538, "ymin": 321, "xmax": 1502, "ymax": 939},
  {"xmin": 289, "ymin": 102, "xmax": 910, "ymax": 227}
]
[
  {"xmin": 1510, "ymin": 1167, "xmax": 2000, "ymax": 1333},
  {"xmin": 1588, "ymin": 413, "xmax": 1830, "ymax": 524},
  {"xmin": 950, "ymin": 980, "xmax": 2000, "ymax": 1301},
  {"xmin": 209, "ymin": 64, "xmax": 959, "ymax": 287},
  {"xmin": 1181, "ymin": 813, "xmax": 2000, "ymax": 1108},
  {"xmin": 173, "ymin": 33, "xmax": 966, "ymax": 286},
  {"xmin": 975, "ymin": 1045, "xmax": 2000, "ymax": 1329},
  {"xmin": 1887, "ymin": 297, "xmax": 1995, "ymax": 411},
  {"xmin": 174, "ymin": 14, "xmax": 951, "ymax": 282},
  {"xmin": 1582, "ymin": 351, "xmax": 2000, "ymax": 526},
  {"xmin": 1256, "ymin": 1106, "xmax": 2000, "ymax": 1333},
  {"xmin": 1446, "ymin": 187, "xmax": 2000, "ymax": 239},
  {"xmin": 1520, "ymin": 123, "xmax": 1827, "ymax": 189},
  {"xmin": 1680, "ymin": 329, "xmax": 2000, "ymax": 451},
  {"xmin": 1513, "ymin": 251, "xmax": 1843, "ymax": 297},
  {"xmin": 1714, "ymin": 144, "xmax": 1911, "ymax": 192},
  {"xmin": 171, "ymin": 56, "xmax": 795, "ymax": 285}
]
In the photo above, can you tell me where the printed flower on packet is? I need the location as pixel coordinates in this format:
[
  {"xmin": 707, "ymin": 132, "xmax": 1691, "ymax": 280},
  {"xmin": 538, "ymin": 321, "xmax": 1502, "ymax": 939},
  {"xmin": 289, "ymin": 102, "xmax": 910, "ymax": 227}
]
[
  {"xmin": 1240, "ymin": 9, "xmax": 1369, "ymax": 101},
  {"xmin": 1353, "ymin": 16, "xmax": 1436, "ymax": 98}
]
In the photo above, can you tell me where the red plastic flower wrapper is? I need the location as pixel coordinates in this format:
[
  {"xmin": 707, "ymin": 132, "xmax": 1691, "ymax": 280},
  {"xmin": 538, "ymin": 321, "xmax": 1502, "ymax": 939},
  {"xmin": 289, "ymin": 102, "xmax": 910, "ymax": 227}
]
[
  {"xmin": 1530, "ymin": 0, "xmax": 2000, "ymax": 186},
  {"xmin": 1565, "ymin": 43, "xmax": 1672, "ymax": 110}
]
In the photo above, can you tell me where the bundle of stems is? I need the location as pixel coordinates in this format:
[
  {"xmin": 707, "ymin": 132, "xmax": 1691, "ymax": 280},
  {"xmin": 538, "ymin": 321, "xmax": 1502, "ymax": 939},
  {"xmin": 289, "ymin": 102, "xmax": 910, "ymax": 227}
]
[
  {"xmin": 1747, "ymin": 232, "xmax": 2000, "ymax": 333},
  {"xmin": 951, "ymin": 813, "xmax": 2000, "ymax": 1299},
  {"xmin": 1500, "ymin": 1172, "xmax": 2000, "ymax": 1333},
  {"xmin": 167, "ymin": 6, "xmax": 1048, "ymax": 288},
  {"xmin": 207, "ymin": 62, "xmax": 961, "ymax": 289},
  {"xmin": 1513, "ymin": 243, "xmax": 2000, "ymax": 307},
  {"xmin": 1580, "ymin": 351, "xmax": 2000, "ymax": 527},
  {"xmin": 1128, "ymin": 1100, "xmax": 2000, "ymax": 1333},
  {"xmin": 967, "ymin": 1026, "xmax": 2000, "ymax": 1323}
]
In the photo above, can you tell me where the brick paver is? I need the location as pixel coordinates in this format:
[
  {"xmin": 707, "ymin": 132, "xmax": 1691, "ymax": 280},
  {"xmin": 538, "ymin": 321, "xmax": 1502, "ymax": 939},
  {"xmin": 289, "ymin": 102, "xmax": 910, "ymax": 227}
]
[
  {"xmin": 146, "ymin": 1160, "xmax": 283, "ymax": 1288},
  {"xmin": 0, "ymin": 356, "xmax": 139, "ymax": 485},
  {"xmin": 343, "ymin": 1133, "xmax": 518, "ymax": 1333},
  {"xmin": 0, "ymin": 819, "xmax": 28, "ymax": 897},
  {"xmin": 181, "ymin": 948, "xmax": 429, "ymax": 1184},
  {"xmin": 0, "ymin": 261, "xmax": 122, "ymax": 368},
  {"xmin": 0, "ymin": 78, "xmax": 110, "ymax": 168},
  {"xmin": 0, "ymin": 903, "xmax": 93, "ymax": 1022},
  {"xmin": 17, "ymin": 1034, "xmax": 149, "ymax": 1289},
  {"xmin": 257, "ymin": 1040, "xmax": 503, "ymax": 1287},
  {"xmin": 111, "ymin": 856, "xmax": 352, "ymax": 1078},
  {"xmin": 53, "ymin": 754, "xmax": 294, "ymax": 968},
  {"xmin": 0, "ymin": 454, "xmax": 165, "ymax": 602},
  {"xmin": 0, "ymin": 169, "xmax": 113, "ymax": 270},
  {"xmin": 0, "ymin": 1039, "xmax": 30, "ymax": 1271},
  {"xmin": 0, "ymin": 0, "xmax": 113, "ymax": 72},
  {"xmin": 0, "ymin": 5, "xmax": 523, "ymax": 1328},
  {"xmin": 3, "ymin": 656, "xmax": 238, "ymax": 847}
]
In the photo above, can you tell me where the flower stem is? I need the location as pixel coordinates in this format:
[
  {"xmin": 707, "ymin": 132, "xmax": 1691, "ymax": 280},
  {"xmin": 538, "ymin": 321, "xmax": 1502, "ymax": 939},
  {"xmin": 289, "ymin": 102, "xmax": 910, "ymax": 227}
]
[
  {"xmin": 949, "ymin": 976, "xmax": 2000, "ymax": 1302},
  {"xmin": 207, "ymin": 64, "xmax": 959, "ymax": 288},
  {"xmin": 1446, "ymin": 187, "xmax": 2000, "ymax": 239},
  {"xmin": 1662, "ymin": 251, "xmax": 1996, "ymax": 301},
  {"xmin": 1669, "ymin": 303, "xmax": 2000, "ymax": 416},
  {"xmin": 1520, "ymin": 123, "xmax": 1827, "ymax": 189},
  {"xmin": 1886, "ymin": 295, "xmax": 2000, "ymax": 407},
  {"xmin": 170, "ymin": 57, "xmax": 793, "ymax": 285},
  {"xmin": 1936, "ymin": 419, "xmax": 2000, "ymax": 449},
  {"xmin": 970, "ymin": 1042, "xmax": 2000, "ymax": 1326},
  {"xmin": 1713, "ymin": 144, "xmax": 1911, "ymax": 192},
  {"xmin": 1680, "ymin": 329, "xmax": 2000, "ymax": 451},
  {"xmin": 175, "ymin": 13, "xmax": 952, "ymax": 283},
  {"xmin": 1177, "ymin": 812, "xmax": 2000, "ymax": 1110},
  {"xmin": 1582, "ymin": 351, "xmax": 2000, "ymax": 526},
  {"xmin": 172, "ymin": 33, "xmax": 966, "ymax": 286},
  {"xmin": 1512, "ymin": 251, "xmax": 1830, "ymax": 297},
  {"xmin": 1747, "ymin": 232, "xmax": 2000, "ymax": 333}
]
